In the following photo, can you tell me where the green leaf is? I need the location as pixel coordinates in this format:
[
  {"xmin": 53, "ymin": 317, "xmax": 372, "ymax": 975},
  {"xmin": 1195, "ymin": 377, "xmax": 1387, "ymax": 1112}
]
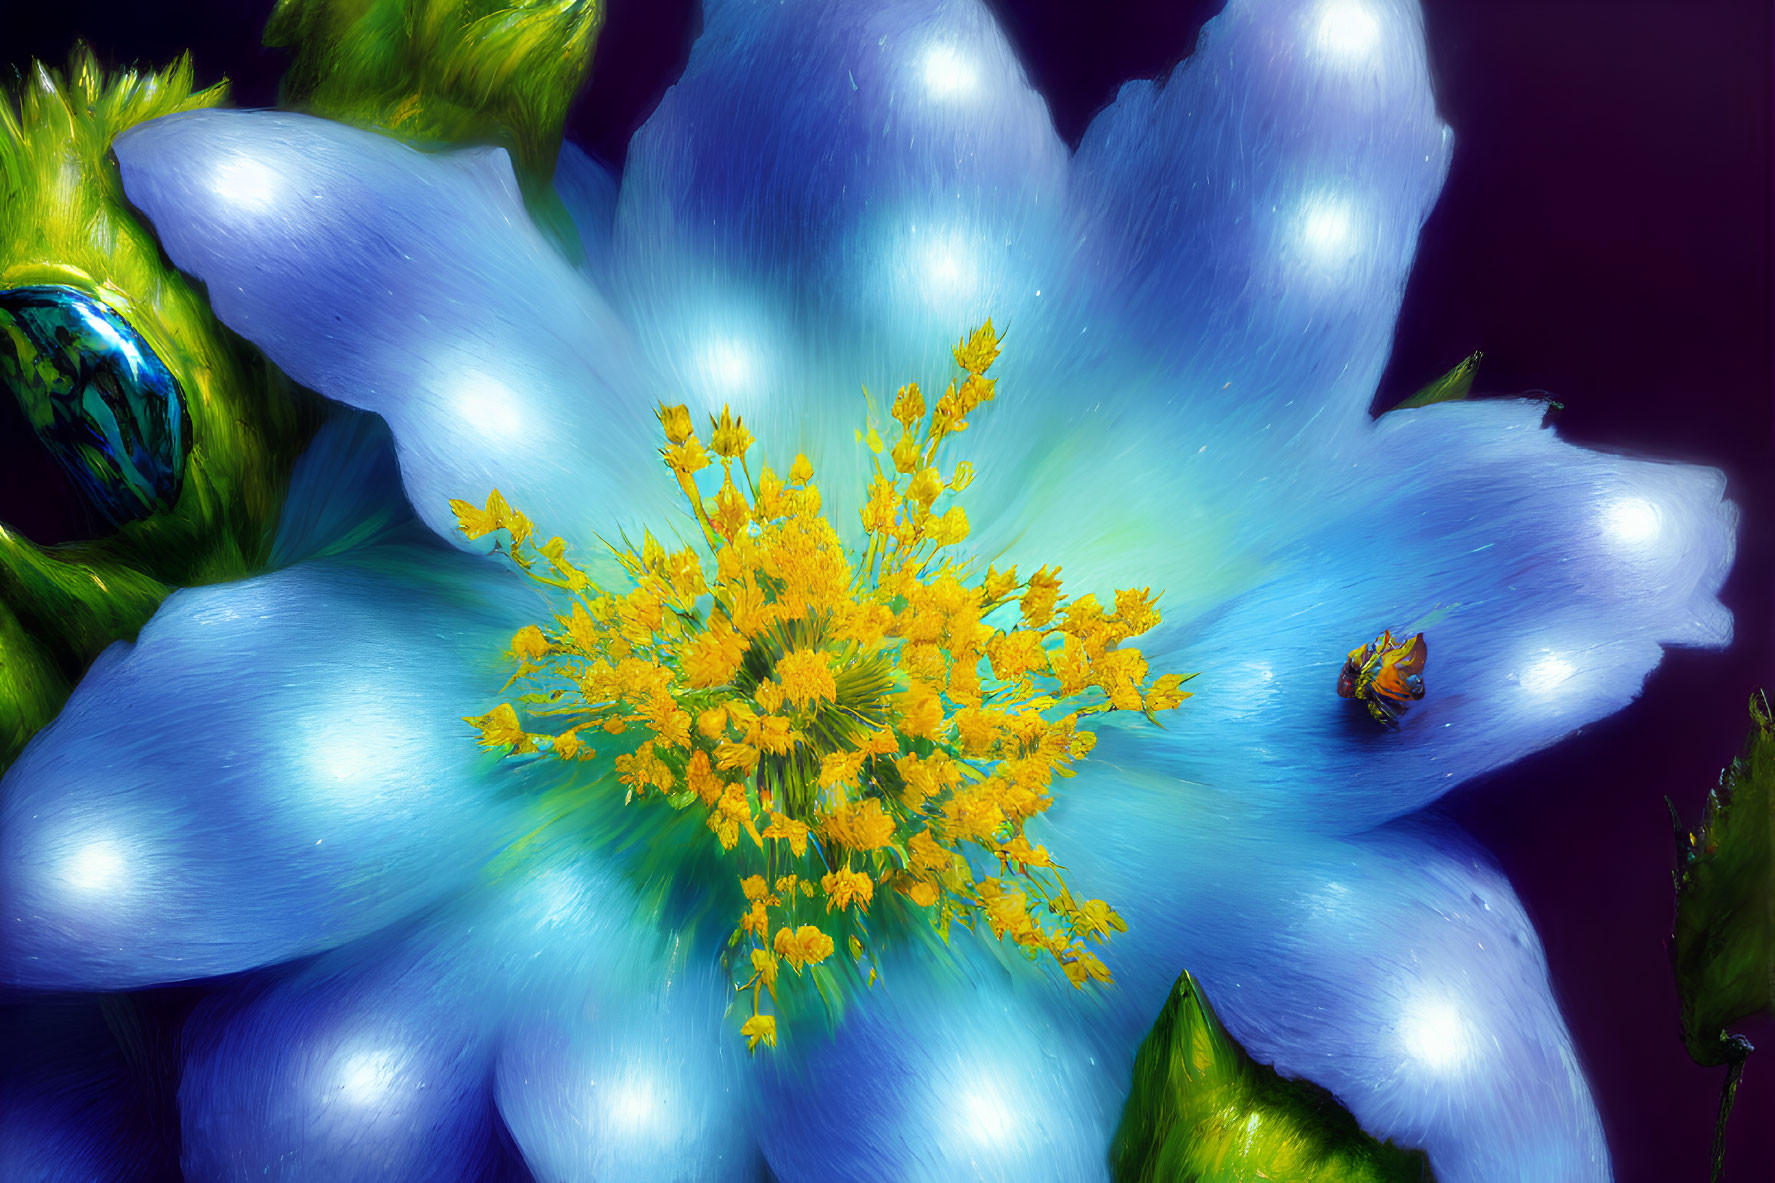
[
  {"xmin": 0, "ymin": 595, "xmax": 69, "ymax": 767},
  {"xmin": 1389, "ymin": 351, "xmax": 1482, "ymax": 412},
  {"xmin": 1670, "ymin": 691, "xmax": 1775, "ymax": 1067},
  {"xmin": 264, "ymin": 0, "xmax": 604, "ymax": 258},
  {"xmin": 1112, "ymin": 971, "xmax": 1435, "ymax": 1183}
]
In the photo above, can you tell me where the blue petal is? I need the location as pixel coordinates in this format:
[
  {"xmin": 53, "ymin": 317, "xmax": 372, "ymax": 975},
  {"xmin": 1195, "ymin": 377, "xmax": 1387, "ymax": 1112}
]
[
  {"xmin": 113, "ymin": 110, "xmax": 675, "ymax": 557},
  {"xmin": 609, "ymin": 0, "xmax": 1072, "ymax": 520},
  {"xmin": 1042, "ymin": 770, "xmax": 1609, "ymax": 1183},
  {"xmin": 1092, "ymin": 399, "xmax": 1736, "ymax": 830},
  {"xmin": 494, "ymin": 953, "xmax": 756, "ymax": 1181},
  {"xmin": 490, "ymin": 845, "xmax": 760, "ymax": 1179},
  {"xmin": 608, "ymin": 0, "xmax": 1447, "ymax": 509},
  {"xmin": 554, "ymin": 143, "xmax": 621, "ymax": 294},
  {"xmin": 268, "ymin": 410, "xmax": 417, "ymax": 568},
  {"xmin": 180, "ymin": 841, "xmax": 738, "ymax": 1182},
  {"xmin": 1067, "ymin": 0, "xmax": 1450, "ymax": 441},
  {"xmin": 0, "ymin": 999, "xmax": 171, "ymax": 1182},
  {"xmin": 181, "ymin": 923, "xmax": 505, "ymax": 1180},
  {"xmin": 0, "ymin": 510, "xmax": 546, "ymax": 990},
  {"xmin": 754, "ymin": 942, "xmax": 1121, "ymax": 1182}
]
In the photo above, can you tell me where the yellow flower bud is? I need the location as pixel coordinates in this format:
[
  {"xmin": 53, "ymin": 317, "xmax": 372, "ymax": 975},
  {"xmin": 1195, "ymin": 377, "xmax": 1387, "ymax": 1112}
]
[
  {"xmin": 657, "ymin": 402, "xmax": 693, "ymax": 444},
  {"xmin": 709, "ymin": 405, "xmax": 755, "ymax": 459},
  {"xmin": 891, "ymin": 381, "xmax": 926, "ymax": 425}
]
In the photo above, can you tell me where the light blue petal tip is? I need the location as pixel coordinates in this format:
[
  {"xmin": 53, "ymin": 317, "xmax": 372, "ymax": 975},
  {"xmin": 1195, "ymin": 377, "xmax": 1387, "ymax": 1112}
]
[
  {"xmin": 1108, "ymin": 399, "xmax": 1738, "ymax": 829},
  {"xmin": 114, "ymin": 109, "xmax": 674, "ymax": 554},
  {"xmin": 1044, "ymin": 785, "xmax": 1610, "ymax": 1183},
  {"xmin": 0, "ymin": 534, "xmax": 546, "ymax": 990},
  {"xmin": 1071, "ymin": 0, "xmax": 1450, "ymax": 435}
]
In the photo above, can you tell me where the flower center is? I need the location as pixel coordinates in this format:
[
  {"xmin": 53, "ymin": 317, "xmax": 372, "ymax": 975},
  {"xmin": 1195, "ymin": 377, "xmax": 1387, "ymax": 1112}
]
[{"xmin": 456, "ymin": 320, "xmax": 1193, "ymax": 1051}]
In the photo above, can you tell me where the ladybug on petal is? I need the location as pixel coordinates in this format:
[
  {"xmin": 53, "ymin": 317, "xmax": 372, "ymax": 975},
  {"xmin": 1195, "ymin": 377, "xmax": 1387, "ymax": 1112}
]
[{"xmin": 1337, "ymin": 630, "xmax": 1427, "ymax": 726}]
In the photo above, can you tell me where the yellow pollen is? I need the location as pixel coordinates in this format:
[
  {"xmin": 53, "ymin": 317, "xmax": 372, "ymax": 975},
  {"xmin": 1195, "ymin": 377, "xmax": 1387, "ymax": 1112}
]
[{"xmin": 456, "ymin": 319, "xmax": 1193, "ymax": 1052}]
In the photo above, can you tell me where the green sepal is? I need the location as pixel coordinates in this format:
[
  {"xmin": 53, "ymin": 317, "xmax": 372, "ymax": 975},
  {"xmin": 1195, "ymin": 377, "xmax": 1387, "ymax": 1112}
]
[
  {"xmin": 1389, "ymin": 351, "xmax": 1482, "ymax": 412},
  {"xmin": 1670, "ymin": 691, "xmax": 1775, "ymax": 1067},
  {"xmin": 0, "ymin": 593, "xmax": 70, "ymax": 767},
  {"xmin": 1112, "ymin": 971, "xmax": 1435, "ymax": 1183}
]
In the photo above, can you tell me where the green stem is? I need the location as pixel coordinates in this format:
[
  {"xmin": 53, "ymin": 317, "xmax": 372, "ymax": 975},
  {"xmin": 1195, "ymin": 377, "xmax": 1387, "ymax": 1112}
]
[{"xmin": 1710, "ymin": 1036, "xmax": 1753, "ymax": 1183}]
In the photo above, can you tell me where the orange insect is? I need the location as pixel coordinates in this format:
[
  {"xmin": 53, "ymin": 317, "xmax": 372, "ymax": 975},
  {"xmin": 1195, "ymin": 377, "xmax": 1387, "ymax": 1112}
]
[{"xmin": 1337, "ymin": 630, "xmax": 1427, "ymax": 726}]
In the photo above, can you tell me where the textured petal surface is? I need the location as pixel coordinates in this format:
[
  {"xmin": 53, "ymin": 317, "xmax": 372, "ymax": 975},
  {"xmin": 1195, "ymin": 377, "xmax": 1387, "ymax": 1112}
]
[
  {"xmin": 494, "ymin": 951, "xmax": 758, "ymax": 1182},
  {"xmin": 754, "ymin": 941, "xmax": 1121, "ymax": 1183},
  {"xmin": 0, "ymin": 422, "xmax": 546, "ymax": 989},
  {"xmin": 1099, "ymin": 399, "xmax": 1739, "ymax": 829},
  {"xmin": 1042, "ymin": 768, "xmax": 1609, "ymax": 1183},
  {"xmin": 1066, "ymin": 0, "xmax": 1451, "ymax": 441},
  {"xmin": 554, "ymin": 143, "xmax": 621, "ymax": 294},
  {"xmin": 180, "ymin": 841, "xmax": 754, "ymax": 1182},
  {"xmin": 612, "ymin": 0, "xmax": 1068, "ymax": 508},
  {"xmin": 178, "ymin": 859, "xmax": 591, "ymax": 1183},
  {"xmin": 113, "ymin": 110, "xmax": 674, "ymax": 559}
]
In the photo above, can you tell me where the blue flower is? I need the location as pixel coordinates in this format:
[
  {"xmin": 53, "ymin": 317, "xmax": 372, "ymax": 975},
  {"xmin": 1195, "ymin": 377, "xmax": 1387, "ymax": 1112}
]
[{"xmin": 0, "ymin": 2, "xmax": 1735, "ymax": 1180}]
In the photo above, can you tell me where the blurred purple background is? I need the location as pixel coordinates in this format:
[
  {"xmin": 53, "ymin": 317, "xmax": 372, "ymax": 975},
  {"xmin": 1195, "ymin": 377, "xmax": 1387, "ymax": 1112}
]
[{"xmin": 5, "ymin": 1, "xmax": 1771, "ymax": 1178}]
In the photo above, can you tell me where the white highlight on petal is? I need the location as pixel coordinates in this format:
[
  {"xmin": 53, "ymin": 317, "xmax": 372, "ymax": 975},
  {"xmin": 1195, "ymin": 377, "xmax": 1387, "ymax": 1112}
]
[
  {"xmin": 1603, "ymin": 496, "xmax": 1661, "ymax": 545},
  {"xmin": 953, "ymin": 1077, "xmax": 1015, "ymax": 1145},
  {"xmin": 451, "ymin": 373, "xmax": 525, "ymax": 440},
  {"xmin": 212, "ymin": 156, "xmax": 281, "ymax": 207},
  {"xmin": 701, "ymin": 336, "xmax": 757, "ymax": 395},
  {"xmin": 922, "ymin": 44, "xmax": 979, "ymax": 100},
  {"xmin": 1295, "ymin": 192, "xmax": 1361, "ymax": 266},
  {"xmin": 1520, "ymin": 653, "xmax": 1577, "ymax": 696},
  {"xmin": 602, "ymin": 1071, "xmax": 665, "ymax": 1138},
  {"xmin": 524, "ymin": 866, "xmax": 594, "ymax": 927},
  {"xmin": 1314, "ymin": 1, "xmax": 1382, "ymax": 60},
  {"xmin": 62, "ymin": 840, "xmax": 126, "ymax": 893},
  {"xmin": 312, "ymin": 723, "xmax": 381, "ymax": 786},
  {"xmin": 333, "ymin": 1047, "xmax": 405, "ymax": 1107},
  {"xmin": 296, "ymin": 699, "xmax": 422, "ymax": 808},
  {"xmin": 887, "ymin": 222, "xmax": 988, "ymax": 317},
  {"xmin": 1399, "ymin": 996, "xmax": 1472, "ymax": 1072},
  {"xmin": 928, "ymin": 244, "xmax": 965, "ymax": 290}
]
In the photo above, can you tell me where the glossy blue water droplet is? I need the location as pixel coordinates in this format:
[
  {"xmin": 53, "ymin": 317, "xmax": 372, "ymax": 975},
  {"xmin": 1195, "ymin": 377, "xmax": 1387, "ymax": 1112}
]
[{"xmin": 0, "ymin": 285, "xmax": 189, "ymax": 526}]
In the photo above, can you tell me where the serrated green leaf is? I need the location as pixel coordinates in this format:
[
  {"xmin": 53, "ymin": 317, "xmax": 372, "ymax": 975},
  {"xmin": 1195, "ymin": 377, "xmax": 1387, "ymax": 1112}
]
[
  {"xmin": 1112, "ymin": 971, "xmax": 1434, "ymax": 1183},
  {"xmin": 1389, "ymin": 351, "xmax": 1482, "ymax": 412},
  {"xmin": 1670, "ymin": 691, "xmax": 1775, "ymax": 1067}
]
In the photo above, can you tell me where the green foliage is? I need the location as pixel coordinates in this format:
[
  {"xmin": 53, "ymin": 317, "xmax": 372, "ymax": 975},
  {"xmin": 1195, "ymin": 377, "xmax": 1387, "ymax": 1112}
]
[
  {"xmin": 0, "ymin": 50, "xmax": 319, "ymax": 768},
  {"xmin": 1670, "ymin": 691, "xmax": 1775, "ymax": 1067},
  {"xmin": 1112, "ymin": 971, "xmax": 1435, "ymax": 1183},
  {"xmin": 1389, "ymin": 351, "xmax": 1482, "ymax": 411},
  {"xmin": 265, "ymin": 0, "xmax": 603, "ymax": 255},
  {"xmin": 0, "ymin": 595, "xmax": 68, "ymax": 761}
]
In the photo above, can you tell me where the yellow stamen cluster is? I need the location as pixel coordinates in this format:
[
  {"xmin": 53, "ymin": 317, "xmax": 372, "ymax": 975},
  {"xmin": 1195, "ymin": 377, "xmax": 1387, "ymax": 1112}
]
[{"xmin": 454, "ymin": 319, "xmax": 1193, "ymax": 1049}]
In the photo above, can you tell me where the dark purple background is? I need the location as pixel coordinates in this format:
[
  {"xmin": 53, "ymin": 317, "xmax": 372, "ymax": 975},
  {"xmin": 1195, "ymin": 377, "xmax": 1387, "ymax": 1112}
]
[{"xmin": 5, "ymin": 1, "xmax": 1771, "ymax": 1179}]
